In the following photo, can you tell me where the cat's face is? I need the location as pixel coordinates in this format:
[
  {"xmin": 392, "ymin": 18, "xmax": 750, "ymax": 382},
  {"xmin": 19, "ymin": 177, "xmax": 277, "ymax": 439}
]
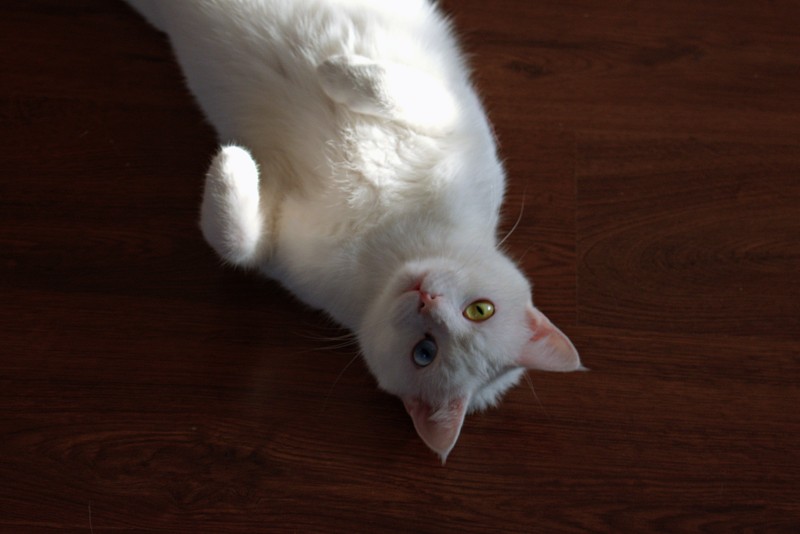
[{"xmin": 358, "ymin": 249, "xmax": 582, "ymax": 461}]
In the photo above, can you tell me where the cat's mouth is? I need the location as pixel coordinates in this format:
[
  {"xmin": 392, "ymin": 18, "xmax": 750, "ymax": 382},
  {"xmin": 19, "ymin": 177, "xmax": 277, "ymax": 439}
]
[
  {"xmin": 404, "ymin": 276, "xmax": 444, "ymax": 314},
  {"xmin": 401, "ymin": 274, "xmax": 428, "ymax": 296}
]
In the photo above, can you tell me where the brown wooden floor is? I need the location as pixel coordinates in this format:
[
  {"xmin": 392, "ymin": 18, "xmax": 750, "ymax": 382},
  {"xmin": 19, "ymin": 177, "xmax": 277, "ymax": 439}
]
[{"xmin": 2, "ymin": 0, "xmax": 799, "ymax": 531}]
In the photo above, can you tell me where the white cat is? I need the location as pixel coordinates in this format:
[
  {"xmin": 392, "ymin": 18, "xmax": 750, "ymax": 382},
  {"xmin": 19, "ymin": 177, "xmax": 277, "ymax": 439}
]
[{"xmin": 124, "ymin": 0, "xmax": 583, "ymax": 462}]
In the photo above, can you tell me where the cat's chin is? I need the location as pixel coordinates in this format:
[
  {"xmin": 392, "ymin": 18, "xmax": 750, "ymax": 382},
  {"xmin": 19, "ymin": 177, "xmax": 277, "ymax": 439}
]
[{"xmin": 468, "ymin": 367, "xmax": 526, "ymax": 413}]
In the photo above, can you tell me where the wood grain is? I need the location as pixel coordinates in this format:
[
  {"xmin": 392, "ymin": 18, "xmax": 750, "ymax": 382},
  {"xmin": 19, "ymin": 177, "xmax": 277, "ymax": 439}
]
[{"xmin": 2, "ymin": 0, "xmax": 799, "ymax": 531}]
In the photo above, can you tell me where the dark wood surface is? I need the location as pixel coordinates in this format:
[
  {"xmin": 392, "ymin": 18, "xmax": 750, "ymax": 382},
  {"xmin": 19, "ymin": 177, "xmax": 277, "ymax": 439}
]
[{"xmin": 2, "ymin": 0, "xmax": 799, "ymax": 531}]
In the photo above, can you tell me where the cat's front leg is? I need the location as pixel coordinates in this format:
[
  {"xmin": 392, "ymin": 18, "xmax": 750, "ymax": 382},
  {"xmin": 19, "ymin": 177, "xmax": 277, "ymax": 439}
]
[{"xmin": 200, "ymin": 145, "xmax": 268, "ymax": 267}]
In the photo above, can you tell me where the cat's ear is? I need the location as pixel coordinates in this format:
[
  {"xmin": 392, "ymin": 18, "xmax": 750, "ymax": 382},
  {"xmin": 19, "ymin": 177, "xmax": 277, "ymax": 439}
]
[
  {"xmin": 403, "ymin": 396, "xmax": 467, "ymax": 464},
  {"xmin": 317, "ymin": 55, "xmax": 458, "ymax": 134},
  {"xmin": 518, "ymin": 306, "xmax": 584, "ymax": 372}
]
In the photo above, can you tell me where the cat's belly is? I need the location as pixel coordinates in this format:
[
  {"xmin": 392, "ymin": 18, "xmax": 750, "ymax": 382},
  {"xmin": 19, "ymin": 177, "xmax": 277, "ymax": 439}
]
[{"xmin": 264, "ymin": 193, "xmax": 371, "ymax": 329}]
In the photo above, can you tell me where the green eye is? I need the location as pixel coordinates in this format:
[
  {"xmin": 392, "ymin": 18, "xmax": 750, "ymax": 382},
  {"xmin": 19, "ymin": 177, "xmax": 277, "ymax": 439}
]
[{"xmin": 463, "ymin": 300, "xmax": 495, "ymax": 322}]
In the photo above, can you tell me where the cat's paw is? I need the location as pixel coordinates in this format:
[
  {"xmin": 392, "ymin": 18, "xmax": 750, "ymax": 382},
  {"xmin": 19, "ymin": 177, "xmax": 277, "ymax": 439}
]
[
  {"xmin": 317, "ymin": 55, "xmax": 458, "ymax": 134},
  {"xmin": 200, "ymin": 145, "xmax": 265, "ymax": 266}
]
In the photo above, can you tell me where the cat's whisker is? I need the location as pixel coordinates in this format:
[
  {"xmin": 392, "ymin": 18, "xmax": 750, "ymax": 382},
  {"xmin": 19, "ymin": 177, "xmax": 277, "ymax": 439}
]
[
  {"xmin": 321, "ymin": 352, "xmax": 362, "ymax": 414},
  {"xmin": 320, "ymin": 339, "xmax": 361, "ymax": 351},
  {"xmin": 497, "ymin": 190, "xmax": 527, "ymax": 249},
  {"xmin": 293, "ymin": 324, "xmax": 358, "ymax": 343},
  {"xmin": 309, "ymin": 332, "xmax": 357, "ymax": 343},
  {"xmin": 523, "ymin": 371, "xmax": 550, "ymax": 419},
  {"xmin": 290, "ymin": 330, "xmax": 360, "ymax": 352},
  {"xmin": 513, "ymin": 242, "xmax": 538, "ymax": 267}
]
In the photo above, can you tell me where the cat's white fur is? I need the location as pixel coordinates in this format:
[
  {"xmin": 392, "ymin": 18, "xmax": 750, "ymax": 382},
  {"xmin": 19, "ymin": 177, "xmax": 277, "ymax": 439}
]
[{"xmin": 125, "ymin": 0, "xmax": 583, "ymax": 462}]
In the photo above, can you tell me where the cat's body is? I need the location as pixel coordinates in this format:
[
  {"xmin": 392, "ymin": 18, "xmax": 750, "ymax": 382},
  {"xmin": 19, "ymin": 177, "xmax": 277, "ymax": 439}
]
[{"xmin": 125, "ymin": 0, "xmax": 583, "ymax": 461}]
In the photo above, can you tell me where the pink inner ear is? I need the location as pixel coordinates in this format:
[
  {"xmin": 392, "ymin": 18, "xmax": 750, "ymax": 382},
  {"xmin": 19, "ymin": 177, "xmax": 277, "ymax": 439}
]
[
  {"xmin": 517, "ymin": 306, "xmax": 582, "ymax": 372},
  {"xmin": 403, "ymin": 397, "xmax": 467, "ymax": 464}
]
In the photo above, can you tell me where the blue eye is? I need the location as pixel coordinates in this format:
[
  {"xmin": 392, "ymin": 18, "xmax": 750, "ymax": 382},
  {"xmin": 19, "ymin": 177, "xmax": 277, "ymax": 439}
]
[{"xmin": 412, "ymin": 336, "xmax": 437, "ymax": 367}]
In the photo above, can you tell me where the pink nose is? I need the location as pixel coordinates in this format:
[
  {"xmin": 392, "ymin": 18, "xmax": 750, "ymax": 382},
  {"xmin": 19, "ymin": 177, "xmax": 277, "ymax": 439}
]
[{"xmin": 418, "ymin": 291, "xmax": 438, "ymax": 313}]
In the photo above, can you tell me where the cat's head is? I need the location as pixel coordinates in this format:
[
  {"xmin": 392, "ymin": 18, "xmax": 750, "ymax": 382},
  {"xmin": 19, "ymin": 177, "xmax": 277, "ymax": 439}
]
[{"xmin": 358, "ymin": 249, "xmax": 582, "ymax": 462}]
